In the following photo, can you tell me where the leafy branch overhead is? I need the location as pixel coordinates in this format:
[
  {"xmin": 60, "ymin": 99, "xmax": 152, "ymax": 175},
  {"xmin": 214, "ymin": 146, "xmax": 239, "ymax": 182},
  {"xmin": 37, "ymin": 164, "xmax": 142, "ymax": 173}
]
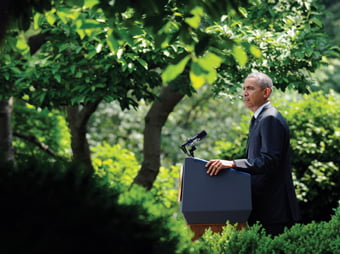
[{"xmin": 1, "ymin": 0, "xmax": 336, "ymax": 109}]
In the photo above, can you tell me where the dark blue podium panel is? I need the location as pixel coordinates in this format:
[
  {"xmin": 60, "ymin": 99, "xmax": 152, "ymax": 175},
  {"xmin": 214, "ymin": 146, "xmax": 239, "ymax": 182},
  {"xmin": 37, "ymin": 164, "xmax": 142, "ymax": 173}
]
[{"xmin": 180, "ymin": 157, "xmax": 252, "ymax": 224}]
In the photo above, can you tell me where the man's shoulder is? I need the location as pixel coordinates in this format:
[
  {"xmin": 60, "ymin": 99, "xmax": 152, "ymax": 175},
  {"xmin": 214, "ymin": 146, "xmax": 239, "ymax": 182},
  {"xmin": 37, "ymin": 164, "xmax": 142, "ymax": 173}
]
[
  {"xmin": 260, "ymin": 105, "xmax": 286, "ymax": 121},
  {"xmin": 260, "ymin": 105, "xmax": 289, "ymax": 127},
  {"xmin": 260, "ymin": 103, "xmax": 279, "ymax": 116}
]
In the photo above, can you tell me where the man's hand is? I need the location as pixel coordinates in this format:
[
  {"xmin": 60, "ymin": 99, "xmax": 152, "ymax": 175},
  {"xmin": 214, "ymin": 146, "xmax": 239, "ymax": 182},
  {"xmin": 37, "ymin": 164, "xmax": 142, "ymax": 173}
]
[{"xmin": 205, "ymin": 159, "xmax": 236, "ymax": 176}]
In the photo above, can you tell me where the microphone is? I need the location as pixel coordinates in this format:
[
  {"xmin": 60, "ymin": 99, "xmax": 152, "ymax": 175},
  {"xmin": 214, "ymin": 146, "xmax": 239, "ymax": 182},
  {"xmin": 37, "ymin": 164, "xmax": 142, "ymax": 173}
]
[{"xmin": 181, "ymin": 130, "xmax": 207, "ymax": 147}]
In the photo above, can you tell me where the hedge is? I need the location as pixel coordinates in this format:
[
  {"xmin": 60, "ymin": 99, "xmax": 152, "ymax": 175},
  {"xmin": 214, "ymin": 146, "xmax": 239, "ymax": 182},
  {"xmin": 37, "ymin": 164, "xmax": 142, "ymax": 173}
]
[{"xmin": 194, "ymin": 206, "xmax": 340, "ymax": 254}]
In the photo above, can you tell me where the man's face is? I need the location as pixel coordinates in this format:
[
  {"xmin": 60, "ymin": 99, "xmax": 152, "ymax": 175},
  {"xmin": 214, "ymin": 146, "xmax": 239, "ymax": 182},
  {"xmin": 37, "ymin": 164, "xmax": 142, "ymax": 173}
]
[{"xmin": 242, "ymin": 77, "xmax": 270, "ymax": 112}]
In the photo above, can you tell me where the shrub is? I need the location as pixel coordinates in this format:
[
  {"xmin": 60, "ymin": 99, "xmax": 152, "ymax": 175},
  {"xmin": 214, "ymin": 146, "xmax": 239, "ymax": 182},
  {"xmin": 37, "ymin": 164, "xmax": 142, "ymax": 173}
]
[
  {"xmin": 194, "ymin": 205, "xmax": 340, "ymax": 254},
  {"xmin": 92, "ymin": 143, "xmax": 182, "ymax": 209},
  {"xmin": 0, "ymin": 159, "xmax": 185, "ymax": 254},
  {"xmin": 91, "ymin": 142, "xmax": 140, "ymax": 191},
  {"xmin": 91, "ymin": 143, "xmax": 195, "ymax": 252},
  {"xmin": 281, "ymin": 91, "xmax": 340, "ymax": 222}
]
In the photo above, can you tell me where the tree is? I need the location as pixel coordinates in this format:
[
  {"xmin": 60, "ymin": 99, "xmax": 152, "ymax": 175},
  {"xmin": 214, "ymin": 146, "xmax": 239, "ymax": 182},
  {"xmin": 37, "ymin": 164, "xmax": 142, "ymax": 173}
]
[
  {"xmin": 1, "ymin": 0, "xmax": 336, "ymax": 187},
  {"xmin": 1, "ymin": 4, "xmax": 165, "ymax": 168}
]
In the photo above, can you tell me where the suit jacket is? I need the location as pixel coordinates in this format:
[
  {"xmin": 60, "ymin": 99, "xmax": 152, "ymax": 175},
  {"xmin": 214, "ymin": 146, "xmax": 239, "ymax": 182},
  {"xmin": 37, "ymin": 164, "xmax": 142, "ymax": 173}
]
[{"xmin": 234, "ymin": 103, "xmax": 300, "ymax": 225}]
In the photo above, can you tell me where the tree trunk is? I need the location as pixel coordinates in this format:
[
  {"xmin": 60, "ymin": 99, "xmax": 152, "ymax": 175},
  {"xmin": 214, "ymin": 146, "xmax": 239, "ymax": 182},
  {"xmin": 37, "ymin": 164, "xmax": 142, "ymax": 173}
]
[
  {"xmin": 0, "ymin": 98, "xmax": 15, "ymax": 164},
  {"xmin": 66, "ymin": 99, "xmax": 101, "ymax": 172},
  {"xmin": 133, "ymin": 85, "xmax": 185, "ymax": 189},
  {"xmin": 0, "ymin": 1, "xmax": 14, "ymax": 164}
]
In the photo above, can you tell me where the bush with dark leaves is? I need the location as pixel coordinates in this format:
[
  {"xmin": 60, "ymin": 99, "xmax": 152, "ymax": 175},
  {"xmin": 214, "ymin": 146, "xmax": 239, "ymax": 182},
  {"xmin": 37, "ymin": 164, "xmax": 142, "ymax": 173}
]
[{"xmin": 0, "ymin": 159, "xmax": 180, "ymax": 254}]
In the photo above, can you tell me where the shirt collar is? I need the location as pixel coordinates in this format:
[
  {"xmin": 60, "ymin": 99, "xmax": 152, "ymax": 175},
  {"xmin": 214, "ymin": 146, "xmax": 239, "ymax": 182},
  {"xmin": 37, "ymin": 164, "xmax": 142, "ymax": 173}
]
[{"xmin": 254, "ymin": 101, "xmax": 270, "ymax": 119}]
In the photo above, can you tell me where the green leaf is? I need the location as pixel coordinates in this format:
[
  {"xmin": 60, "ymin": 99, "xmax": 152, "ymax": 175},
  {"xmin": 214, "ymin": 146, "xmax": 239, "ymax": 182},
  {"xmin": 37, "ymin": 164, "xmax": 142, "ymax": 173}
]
[
  {"xmin": 161, "ymin": 55, "xmax": 190, "ymax": 83},
  {"xmin": 185, "ymin": 15, "xmax": 200, "ymax": 29},
  {"xmin": 107, "ymin": 31, "xmax": 119, "ymax": 53},
  {"xmin": 190, "ymin": 63, "xmax": 205, "ymax": 90},
  {"xmin": 15, "ymin": 36, "xmax": 29, "ymax": 55},
  {"xmin": 190, "ymin": 60, "xmax": 215, "ymax": 89},
  {"xmin": 33, "ymin": 13, "xmax": 44, "ymax": 29},
  {"xmin": 310, "ymin": 17, "xmax": 323, "ymax": 28},
  {"xmin": 79, "ymin": 19, "xmax": 104, "ymax": 29},
  {"xmin": 197, "ymin": 52, "xmax": 223, "ymax": 71},
  {"xmin": 84, "ymin": 0, "xmax": 98, "ymax": 8},
  {"xmin": 76, "ymin": 19, "xmax": 105, "ymax": 37},
  {"xmin": 305, "ymin": 48, "xmax": 314, "ymax": 57},
  {"xmin": 137, "ymin": 58, "xmax": 148, "ymax": 70},
  {"xmin": 76, "ymin": 21, "xmax": 86, "ymax": 39},
  {"xmin": 70, "ymin": 65, "xmax": 76, "ymax": 74},
  {"xmin": 185, "ymin": 6, "xmax": 204, "ymax": 29},
  {"xmin": 249, "ymin": 45, "xmax": 262, "ymax": 58},
  {"xmin": 55, "ymin": 74, "xmax": 61, "ymax": 83},
  {"xmin": 4, "ymin": 72, "xmax": 9, "ymax": 80},
  {"xmin": 192, "ymin": 52, "xmax": 222, "ymax": 87},
  {"xmin": 38, "ymin": 92, "xmax": 46, "ymax": 104},
  {"xmin": 45, "ymin": 11, "xmax": 57, "ymax": 26},
  {"xmin": 238, "ymin": 7, "xmax": 248, "ymax": 18},
  {"xmin": 57, "ymin": 8, "xmax": 80, "ymax": 23},
  {"xmin": 232, "ymin": 45, "xmax": 248, "ymax": 67},
  {"xmin": 206, "ymin": 68, "xmax": 217, "ymax": 84}
]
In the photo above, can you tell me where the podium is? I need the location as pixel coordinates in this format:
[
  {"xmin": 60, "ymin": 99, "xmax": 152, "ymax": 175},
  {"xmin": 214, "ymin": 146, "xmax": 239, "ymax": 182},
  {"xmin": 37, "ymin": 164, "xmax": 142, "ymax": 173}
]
[{"xmin": 179, "ymin": 157, "xmax": 252, "ymax": 240}]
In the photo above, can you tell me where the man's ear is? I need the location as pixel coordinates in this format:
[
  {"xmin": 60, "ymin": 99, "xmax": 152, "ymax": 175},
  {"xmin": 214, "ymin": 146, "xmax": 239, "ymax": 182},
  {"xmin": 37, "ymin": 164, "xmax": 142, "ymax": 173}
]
[{"xmin": 264, "ymin": 87, "xmax": 271, "ymax": 98}]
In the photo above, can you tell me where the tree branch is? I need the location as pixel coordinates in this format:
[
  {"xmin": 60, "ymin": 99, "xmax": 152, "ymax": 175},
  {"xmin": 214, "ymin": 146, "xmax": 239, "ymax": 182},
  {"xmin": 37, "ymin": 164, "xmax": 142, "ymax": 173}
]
[{"xmin": 13, "ymin": 132, "xmax": 59, "ymax": 158}]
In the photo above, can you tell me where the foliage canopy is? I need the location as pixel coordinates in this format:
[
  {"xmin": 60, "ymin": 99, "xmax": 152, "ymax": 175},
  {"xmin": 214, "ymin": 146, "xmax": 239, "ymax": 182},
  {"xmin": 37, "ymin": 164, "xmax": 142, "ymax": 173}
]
[{"xmin": 1, "ymin": 0, "xmax": 336, "ymax": 110}]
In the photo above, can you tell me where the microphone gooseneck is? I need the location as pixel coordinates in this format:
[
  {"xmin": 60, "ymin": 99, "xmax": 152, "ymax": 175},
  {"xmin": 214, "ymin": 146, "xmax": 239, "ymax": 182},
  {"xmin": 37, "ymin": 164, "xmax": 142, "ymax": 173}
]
[{"xmin": 180, "ymin": 130, "xmax": 207, "ymax": 157}]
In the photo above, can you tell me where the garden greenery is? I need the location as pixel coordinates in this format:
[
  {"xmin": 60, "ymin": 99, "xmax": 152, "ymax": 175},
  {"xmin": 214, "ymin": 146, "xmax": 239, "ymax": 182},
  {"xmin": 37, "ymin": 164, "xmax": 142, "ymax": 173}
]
[
  {"xmin": 194, "ymin": 206, "xmax": 340, "ymax": 254},
  {"xmin": 3, "ymin": 80, "xmax": 339, "ymax": 254},
  {"xmin": 1, "ymin": 152, "xmax": 339, "ymax": 253}
]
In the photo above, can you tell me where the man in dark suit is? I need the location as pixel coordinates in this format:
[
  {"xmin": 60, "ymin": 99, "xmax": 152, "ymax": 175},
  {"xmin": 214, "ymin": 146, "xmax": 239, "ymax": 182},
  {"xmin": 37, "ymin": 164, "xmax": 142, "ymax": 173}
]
[{"xmin": 205, "ymin": 72, "xmax": 300, "ymax": 236}]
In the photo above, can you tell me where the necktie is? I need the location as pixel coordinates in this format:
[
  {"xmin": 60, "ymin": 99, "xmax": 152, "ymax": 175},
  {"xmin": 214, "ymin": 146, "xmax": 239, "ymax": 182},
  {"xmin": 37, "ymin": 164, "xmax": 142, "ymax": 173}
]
[
  {"xmin": 246, "ymin": 116, "xmax": 255, "ymax": 155},
  {"xmin": 249, "ymin": 116, "xmax": 256, "ymax": 132}
]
